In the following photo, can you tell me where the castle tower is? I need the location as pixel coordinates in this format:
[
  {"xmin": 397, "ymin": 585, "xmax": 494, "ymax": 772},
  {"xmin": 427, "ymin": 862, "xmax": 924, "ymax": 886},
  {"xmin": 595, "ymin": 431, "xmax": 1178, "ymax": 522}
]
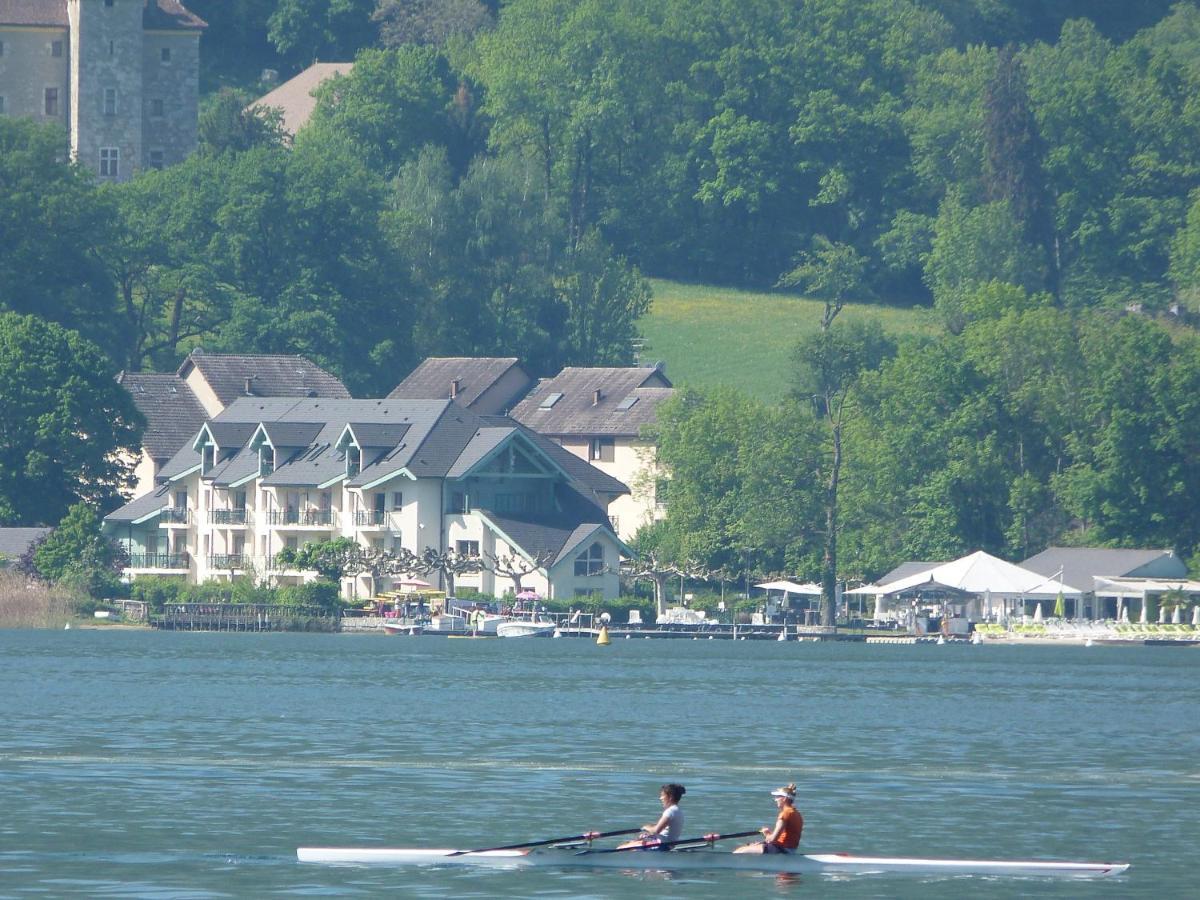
[{"xmin": 67, "ymin": 0, "xmax": 143, "ymax": 181}]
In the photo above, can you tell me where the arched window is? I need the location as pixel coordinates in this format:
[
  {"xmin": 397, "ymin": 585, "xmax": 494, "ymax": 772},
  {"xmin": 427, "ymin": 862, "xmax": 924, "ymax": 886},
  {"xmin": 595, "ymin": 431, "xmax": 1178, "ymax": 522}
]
[{"xmin": 574, "ymin": 542, "xmax": 604, "ymax": 577}]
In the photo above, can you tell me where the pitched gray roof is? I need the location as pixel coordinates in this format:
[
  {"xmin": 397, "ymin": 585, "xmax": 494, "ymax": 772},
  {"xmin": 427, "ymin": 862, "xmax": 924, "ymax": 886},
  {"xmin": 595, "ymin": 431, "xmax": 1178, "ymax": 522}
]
[
  {"xmin": 388, "ymin": 357, "xmax": 531, "ymax": 411},
  {"xmin": 876, "ymin": 561, "xmax": 948, "ymax": 585},
  {"xmin": 0, "ymin": 1, "xmax": 205, "ymax": 29},
  {"xmin": 445, "ymin": 427, "xmax": 517, "ymax": 479},
  {"xmin": 0, "ymin": 527, "xmax": 52, "ymax": 558},
  {"xmin": 495, "ymin": 420, "xmax": 629, "ymax": 496},
  {"xmin": 478, "ymin": 483, "xmax": 614, "ymax": 566},
  {"xmin": 178, "ymin": 350, "xmax": 350, "ymax": 407},
  {"xmin": 117, "ymin": 372, "xmax": 207, "ymax": 462},
  {"xmin": 509, "ymin": 367, "xmax": 674, "ymax": 436},
  {"xmin": 105, "ymin": 485, "xmax": 172, "ymax": 524},
  {"xmin": 260, "ymin": 422, "xmax": 325, "ymax": 448},
  {"xmin": 1022, "ymin": 547, "xmax": 1188, "ymax": 594},
  {"xmin": 346, "ymin": 422, "xmax": 410, "ymax": 448}
]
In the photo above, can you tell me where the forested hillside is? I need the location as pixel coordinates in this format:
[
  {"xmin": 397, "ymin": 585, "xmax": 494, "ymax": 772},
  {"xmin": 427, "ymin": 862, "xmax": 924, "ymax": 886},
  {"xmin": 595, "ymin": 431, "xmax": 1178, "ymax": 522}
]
[{"xmin": 4, "ymin": 0, "xmax": 1200, "ymax": 580}]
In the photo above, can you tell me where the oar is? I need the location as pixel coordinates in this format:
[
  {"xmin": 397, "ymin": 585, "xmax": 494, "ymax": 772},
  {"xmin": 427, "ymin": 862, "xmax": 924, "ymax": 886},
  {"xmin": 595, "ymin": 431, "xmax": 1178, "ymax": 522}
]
[
  {"xmin": 447, "ymin": 827, "xmax": 644, "ymax": 857},
  {"xmin": 582, "ymin": 830, "xmax": 762, "ymax": 854}
]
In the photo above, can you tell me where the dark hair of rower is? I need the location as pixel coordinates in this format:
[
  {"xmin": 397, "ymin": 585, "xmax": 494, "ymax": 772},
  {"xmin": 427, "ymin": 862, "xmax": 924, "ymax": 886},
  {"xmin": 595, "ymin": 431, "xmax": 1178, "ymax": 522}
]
[{"xmin": 661, "ymin": 783, "xmax": 686, "ymax": 803}]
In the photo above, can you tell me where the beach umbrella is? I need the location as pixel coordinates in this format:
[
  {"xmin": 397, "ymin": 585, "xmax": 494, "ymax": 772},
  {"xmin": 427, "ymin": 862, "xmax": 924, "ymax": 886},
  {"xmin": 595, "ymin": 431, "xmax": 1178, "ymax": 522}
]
[
  {"xmin": 1140, "ymin": 601, "xmax": 1149, "ymax": 624},
  {"xmin": 399, "ymin": 577, "xmax": 431, "ymax": 588},
  {"xmin": 1033, "ymin": 602, "xmax": 1043, "ymax": 623},
  {"xmin": 1192, "ymin": 605, "xmax": 1200, "ymax": 627},
  {"xmin": 1053, "ymin": 591, "xmax": 1065, "ymax": 618},
  {"xmin": 516, "ymin": 589, "xmax": 539, "ymax": 600},
  {"xmin": 1159, "ymin": 604, "xmax": 1168, "ymax": 623},
  {"xmin": 1121, "ymin": 605, "xmax": 1130, "ymax": 623},
  {"xmin": 1172, "ymin": 604, "xmax": 1182, "ymax": 624}
]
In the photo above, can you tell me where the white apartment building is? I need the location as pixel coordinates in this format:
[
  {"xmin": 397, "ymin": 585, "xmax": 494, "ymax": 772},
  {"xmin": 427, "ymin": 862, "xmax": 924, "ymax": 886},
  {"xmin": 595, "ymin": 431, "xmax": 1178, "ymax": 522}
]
[{"xmin": 104, "ymin": 396, "xmax": 629, "ymax": 601}]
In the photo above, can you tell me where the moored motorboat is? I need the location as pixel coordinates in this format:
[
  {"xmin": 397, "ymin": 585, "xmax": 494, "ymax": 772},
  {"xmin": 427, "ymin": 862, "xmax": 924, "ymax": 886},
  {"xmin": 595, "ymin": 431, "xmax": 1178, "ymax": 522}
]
[
  {"xmin": 495, "ymin": 618, "xmax": 557, "ymax": 638},
  {"xmin": 381, "ymin": 622, "xmax": 423, "ymax": 636},
  {"xmin": 296, "ymin": 846, "xmax": 1129, "ymax": 878}
]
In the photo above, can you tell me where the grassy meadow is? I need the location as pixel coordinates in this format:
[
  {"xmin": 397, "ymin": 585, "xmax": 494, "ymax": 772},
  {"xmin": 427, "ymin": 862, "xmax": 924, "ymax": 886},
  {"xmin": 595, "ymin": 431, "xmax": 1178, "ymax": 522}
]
[{"xmin": 638, "ymin": 279, "xmax": 939, "ymax": 400}]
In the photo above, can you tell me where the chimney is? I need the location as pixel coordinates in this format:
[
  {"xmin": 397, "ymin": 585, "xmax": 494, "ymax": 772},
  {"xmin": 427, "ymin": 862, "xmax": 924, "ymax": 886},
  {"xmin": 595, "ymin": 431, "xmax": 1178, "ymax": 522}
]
[
  {"xmin": 592, "ymin": 389, "xmax": 602, "ymax": 406},
  {"xmin": 450, "ymin": 378, "xmax": 461, "ymax": 399}
]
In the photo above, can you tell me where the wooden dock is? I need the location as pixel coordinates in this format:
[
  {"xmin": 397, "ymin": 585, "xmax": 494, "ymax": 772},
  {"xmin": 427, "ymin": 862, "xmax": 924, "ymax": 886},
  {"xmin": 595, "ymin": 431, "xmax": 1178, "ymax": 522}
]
[{"xmin": 153, "ymin": 603, "xmax": 336, "ymax": 632}]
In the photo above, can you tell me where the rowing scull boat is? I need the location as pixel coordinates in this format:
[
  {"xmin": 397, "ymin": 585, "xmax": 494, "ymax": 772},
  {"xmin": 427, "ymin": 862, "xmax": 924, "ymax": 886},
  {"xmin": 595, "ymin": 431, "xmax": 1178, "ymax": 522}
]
[{"xmin": 296, "ymin": 846, "xmax": 1129, "ymax": 878}]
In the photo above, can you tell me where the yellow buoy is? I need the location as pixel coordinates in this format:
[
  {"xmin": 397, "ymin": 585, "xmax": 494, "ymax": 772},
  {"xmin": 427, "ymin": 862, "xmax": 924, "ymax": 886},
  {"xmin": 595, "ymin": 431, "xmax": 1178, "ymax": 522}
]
[{"xmin": 596, "ymin": 625, "xmax": 611, "ymax": 646}]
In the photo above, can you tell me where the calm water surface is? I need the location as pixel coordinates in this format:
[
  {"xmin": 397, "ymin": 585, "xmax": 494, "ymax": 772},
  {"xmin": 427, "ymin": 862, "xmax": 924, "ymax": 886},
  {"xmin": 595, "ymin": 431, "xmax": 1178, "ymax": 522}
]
[{"xmin": 1, "ymin": 630, "xmax": 1196, "ymax": 898}]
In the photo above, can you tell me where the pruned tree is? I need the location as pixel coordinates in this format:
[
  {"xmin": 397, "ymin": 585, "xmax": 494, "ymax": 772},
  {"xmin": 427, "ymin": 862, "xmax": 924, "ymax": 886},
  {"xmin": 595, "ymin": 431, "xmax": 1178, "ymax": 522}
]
[
  {"xmin": 621, "ymin": 552, "xmax": 710, "ymax": 620},
  {"xmin": 481, "ymin": 548, "xmax": 554, "ymax": 596},
  {"xmin": 415, "ymin": 547, "xmax": 481, "ymax": 595}
]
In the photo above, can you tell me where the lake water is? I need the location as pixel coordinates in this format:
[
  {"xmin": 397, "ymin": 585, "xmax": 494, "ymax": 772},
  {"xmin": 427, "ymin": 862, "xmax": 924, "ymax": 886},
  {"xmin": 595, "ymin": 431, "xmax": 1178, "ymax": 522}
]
[{"xmin": 1, "ymin": 630, "xmax": 1196, "ymax": 898}]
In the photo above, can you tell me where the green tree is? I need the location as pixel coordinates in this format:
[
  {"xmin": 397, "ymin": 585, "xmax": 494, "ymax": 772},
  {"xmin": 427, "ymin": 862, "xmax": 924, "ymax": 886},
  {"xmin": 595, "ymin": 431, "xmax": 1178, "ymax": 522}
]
[
  {"xmin": 268, "ymin": 0, "xmax": 377, "ymax": 69},
  {"xmin": 198, "ymin": 88, "xmax": 287, "ymax": 156},
  {"xmin": 373, "ymin": 0, "xmax": 492, "ymax": 48},
  {"xmin": 0, "ymin": 314, "xmax": 143, "ymax": 525},
  {"xmin": 25, "ymin": 503, "xmax": 128, "ymax": 598},
  {"xmin": 0, "ymin": 118, "xmax": 119, "ymax": 355}
]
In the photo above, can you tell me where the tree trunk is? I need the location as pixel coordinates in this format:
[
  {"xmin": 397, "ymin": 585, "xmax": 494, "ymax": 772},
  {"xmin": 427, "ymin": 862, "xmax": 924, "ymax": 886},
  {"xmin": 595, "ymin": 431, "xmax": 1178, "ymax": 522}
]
[{"xmin": 820, "ymin": 416, "xmax": 842, "ymax": 626}]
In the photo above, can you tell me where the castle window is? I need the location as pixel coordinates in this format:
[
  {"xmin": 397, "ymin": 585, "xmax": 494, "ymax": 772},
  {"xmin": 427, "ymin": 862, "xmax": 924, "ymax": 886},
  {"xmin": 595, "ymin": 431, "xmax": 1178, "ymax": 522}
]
[
  {"xmin": 161, "ymin": 47, "xmax": 171, "ymax": 63},
  {"xmin": 104, "ymin": 88, "xmax": 116, "ymax": 116},
  {"xmin": 99, "ymin": 147, "xmax": 119, "ymax": 178},
  {"xmin": 149, "ymin": 149, "xmax": 164, "ymax": 169},
  {"xmin": 51, "ymin": 41, "xmax": 63, "ymax": 58},
  {"xmin": 44, "ymin": 88, "xmax": 59, "ymax": 116},
  {"xmin": 151, "ymin": 98, "xmax": 164, "ymax": 118}
]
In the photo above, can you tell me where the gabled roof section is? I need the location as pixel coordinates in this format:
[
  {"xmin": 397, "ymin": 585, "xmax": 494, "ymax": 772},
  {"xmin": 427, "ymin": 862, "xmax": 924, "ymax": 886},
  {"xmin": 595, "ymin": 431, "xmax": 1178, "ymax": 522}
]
[
  {"xmin": 178, "ymin": 350, "xmax": 350, "ymax": 407},
  {"xmin": 197, "ymin": 421, "xmax": 259, "ymax": 453},
  {"xmin": 143, "ymin": 0, "xmax": 206, "ymax": 30},
  {"xmin": 387, "ymin": 357, "xmax": 531, "ymax": 411},
  {"xmin": 1022, "ymin": 547, "xmax": 1188, "ymax": 595},
  {"xmin": 490, "ymin": 419, "xmax": 629, "ymax": 496},
  {"xmin": 344, "ymin": 422, "xmax": 411, "ymax": 448},
  {"xmin": 260, "ymin": 441, "xmax": 343, "ymax": 487},
  {"xmin": 116, "ymin": 371, "xmax": 207, "ymax": 462},
  {"xmin": 250, "ymin": 62, "xmax": 355, "ymax": 136},
  {"xmin": 509, "ymin": 367, "xmax": 674, "ymax": 436},
  {"xmin": 0, "ymin": 1, "xmax": 66, "ymax": 28},
  {"xmin": 103, "ymin": 484, "xmax": 172, "ymax": 525},
  {"xmin": 0, "ymin": 526, "xmax": 52, "ymax": 557},
  {"xmin": 0, "ymin": 1, "xmax": 205, "ymax": 29},
  {"xmin": 446, "ymin": 427, "xmax": 566, "ymax": 480},
  {"xmin": 257, "ymin": 421, "xmax": 325, "ymax": 449},
  {"xmin": 476, "ymin": 483, "xmax": 619, "ymax": 568}
]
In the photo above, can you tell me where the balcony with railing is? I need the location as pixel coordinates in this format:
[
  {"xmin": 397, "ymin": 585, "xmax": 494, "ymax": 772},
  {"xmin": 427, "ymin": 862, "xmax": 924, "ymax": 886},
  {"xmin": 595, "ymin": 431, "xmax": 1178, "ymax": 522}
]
[
  {"xmin": 265, "ymin": 508, "xmax": 336, "ymax": 527},
  {"xmin": 208, "ymin": 554, "xmax": 246, "ymax": 570},
  {"xmin": 160, "ymin": 507, "xmax": 190, "ymax": 525},
  {"xmin": 354, "ymin": 509, "xmax": 391, "ymax": 528},
  {"xmin": 209, "ymin": 508, "xmax": 248, "ymax": 526},
  {"xmin": 127, "ymin": 552, "xmax": 190, "ymax": 571}
]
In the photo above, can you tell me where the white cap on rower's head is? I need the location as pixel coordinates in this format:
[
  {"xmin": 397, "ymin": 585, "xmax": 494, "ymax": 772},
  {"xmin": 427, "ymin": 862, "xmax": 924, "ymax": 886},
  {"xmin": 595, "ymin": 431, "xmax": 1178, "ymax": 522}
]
[{"xmin": 771, "ymin": 786, "xmax": 795, "ymax": 799}]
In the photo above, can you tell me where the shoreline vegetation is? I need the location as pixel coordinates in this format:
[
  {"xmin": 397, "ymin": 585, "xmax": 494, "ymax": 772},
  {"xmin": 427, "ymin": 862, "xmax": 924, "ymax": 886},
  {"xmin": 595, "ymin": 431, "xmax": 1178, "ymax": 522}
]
[{"xmin": 0, "ymin": 572, "xmax": 76, "ymax": 629}]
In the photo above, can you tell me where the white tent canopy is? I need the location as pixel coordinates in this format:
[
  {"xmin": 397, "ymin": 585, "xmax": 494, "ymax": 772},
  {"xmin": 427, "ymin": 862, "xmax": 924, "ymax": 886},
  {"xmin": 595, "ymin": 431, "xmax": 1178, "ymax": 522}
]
[
  {"xmin": 755, "ymin": 580, "xmax": 822, "ymax": 595},
  {"xmin": 870, "ymin": 550, "xmax": 1083, "ymax": 599}
]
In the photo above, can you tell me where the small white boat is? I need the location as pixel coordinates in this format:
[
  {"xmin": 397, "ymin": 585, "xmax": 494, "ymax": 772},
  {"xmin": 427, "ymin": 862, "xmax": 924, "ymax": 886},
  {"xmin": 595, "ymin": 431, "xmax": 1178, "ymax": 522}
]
[
  {"xmin": 296, "ymin": 846, "xmax": 1129, "ymax": 878},
  {"xmin": 495, "ymin": 618, "xmax": 557, "ymax": 638}
]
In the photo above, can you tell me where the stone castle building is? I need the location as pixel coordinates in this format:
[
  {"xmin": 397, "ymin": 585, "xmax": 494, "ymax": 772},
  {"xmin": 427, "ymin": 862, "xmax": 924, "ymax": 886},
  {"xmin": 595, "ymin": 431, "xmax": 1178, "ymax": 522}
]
[{"xmin": 0, "ymin": 0, "xmax": 205, "ymax": 180}]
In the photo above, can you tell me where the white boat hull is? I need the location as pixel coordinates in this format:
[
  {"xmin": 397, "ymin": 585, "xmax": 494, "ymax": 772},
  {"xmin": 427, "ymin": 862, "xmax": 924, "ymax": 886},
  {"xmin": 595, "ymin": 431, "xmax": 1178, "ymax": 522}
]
[
  {"xmin": 296, "ymin": 847, "xmax": 1128, "ymax": 878},
  {"xmin": 495, "ymin": 620, "xmax": 556, "ymax": 638}
]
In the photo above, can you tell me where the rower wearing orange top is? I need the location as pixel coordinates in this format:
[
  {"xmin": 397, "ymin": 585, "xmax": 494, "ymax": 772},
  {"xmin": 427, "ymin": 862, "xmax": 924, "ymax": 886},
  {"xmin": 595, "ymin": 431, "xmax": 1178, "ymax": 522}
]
[{"xmin": 734, "ymin": 784, "xmax": 803, "ymax": 854}]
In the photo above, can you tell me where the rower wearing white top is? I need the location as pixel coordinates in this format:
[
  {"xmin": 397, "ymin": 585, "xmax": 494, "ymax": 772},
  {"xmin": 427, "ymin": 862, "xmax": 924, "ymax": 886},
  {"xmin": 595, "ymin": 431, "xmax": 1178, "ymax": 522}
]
[{"xmin": 618, "ymin": 783, "xmax": 686, "ymax": 849}]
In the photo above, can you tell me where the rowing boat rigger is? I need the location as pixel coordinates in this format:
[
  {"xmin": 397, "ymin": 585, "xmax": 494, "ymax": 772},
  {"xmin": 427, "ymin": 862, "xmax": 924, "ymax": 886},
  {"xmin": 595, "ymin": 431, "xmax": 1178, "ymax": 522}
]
[{"xmin": 296, "ymin": 846, "xmax": 1130, "ymax": 878}]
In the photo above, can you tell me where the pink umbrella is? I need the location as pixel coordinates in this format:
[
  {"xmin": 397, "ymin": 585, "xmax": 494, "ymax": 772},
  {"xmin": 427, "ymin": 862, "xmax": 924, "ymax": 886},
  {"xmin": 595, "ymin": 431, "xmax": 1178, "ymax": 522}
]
[
  {"xmin": 399, "ymin": 577, "xmax": 431, "ymax": 588},
  {"xmin": 516, "ymin": 589, "xmax": 539, "ymax": 600}
]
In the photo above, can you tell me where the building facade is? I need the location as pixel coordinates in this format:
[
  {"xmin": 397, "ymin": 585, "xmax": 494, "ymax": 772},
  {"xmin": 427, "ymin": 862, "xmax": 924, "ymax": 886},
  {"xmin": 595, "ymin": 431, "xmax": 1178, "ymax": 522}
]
[
  {"xmin": 104, "ymin": 398, "xmax": 630, "ymax": 601},
  {"xmin": 510, "ymin": 366, "xmax": 675, "ymax": 541},
  {"xmin": 0, "ymin": 0, "xmax": 204, "ymax": 179}
]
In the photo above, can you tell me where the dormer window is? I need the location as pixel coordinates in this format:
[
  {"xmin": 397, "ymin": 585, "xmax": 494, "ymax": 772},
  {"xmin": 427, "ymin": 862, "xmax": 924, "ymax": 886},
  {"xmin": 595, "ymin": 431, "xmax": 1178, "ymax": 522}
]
[
  {"xmin": 201, "ymin": 444, "xmax": 216, "ymax": 475},
  {"xmin": 347, "ymin": 446, "xmax": 361, "ymax": 476},
  {"xmin": 259, "ymin": 446, "xmax": 275, "ymax": 477}
]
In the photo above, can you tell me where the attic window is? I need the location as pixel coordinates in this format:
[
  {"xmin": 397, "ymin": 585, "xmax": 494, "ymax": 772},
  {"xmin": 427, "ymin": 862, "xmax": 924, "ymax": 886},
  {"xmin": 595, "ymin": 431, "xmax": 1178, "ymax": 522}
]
[
  {"xmin": 539, "ymin": 392, "xmax": 563, "ymax": 410},
  {"xmin": 347, "ymin": 446, "xmax": 361, "ymax": 477},
  {"xmin": 616, "ymin": 395, "xmax": 639, "ymax": 411},
  {"xmin": 260, "ymin": 446, "xmax": 275, "ymax": 477}
]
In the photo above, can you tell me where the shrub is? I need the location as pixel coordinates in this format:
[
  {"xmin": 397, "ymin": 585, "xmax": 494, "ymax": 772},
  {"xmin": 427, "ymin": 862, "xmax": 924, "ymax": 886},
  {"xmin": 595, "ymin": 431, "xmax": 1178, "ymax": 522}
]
[
  {"xmin": 129, "ymin": 575, "xmax": 187, "ymax": 612},
  {"xmin": 277, "ymin": 579, "xmax": 341, "ymax": 613}
]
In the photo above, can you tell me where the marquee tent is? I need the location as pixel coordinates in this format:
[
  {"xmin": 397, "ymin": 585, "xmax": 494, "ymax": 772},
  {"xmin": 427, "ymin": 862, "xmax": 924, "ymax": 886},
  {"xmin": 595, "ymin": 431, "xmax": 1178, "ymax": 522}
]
[
  {"xmin": 852, "ymin": 550, "xmax": 1083, "ymax": 623},
  {"xmin": 755, "ymin": 580, "xmax": 822, "ymax": 595}
]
